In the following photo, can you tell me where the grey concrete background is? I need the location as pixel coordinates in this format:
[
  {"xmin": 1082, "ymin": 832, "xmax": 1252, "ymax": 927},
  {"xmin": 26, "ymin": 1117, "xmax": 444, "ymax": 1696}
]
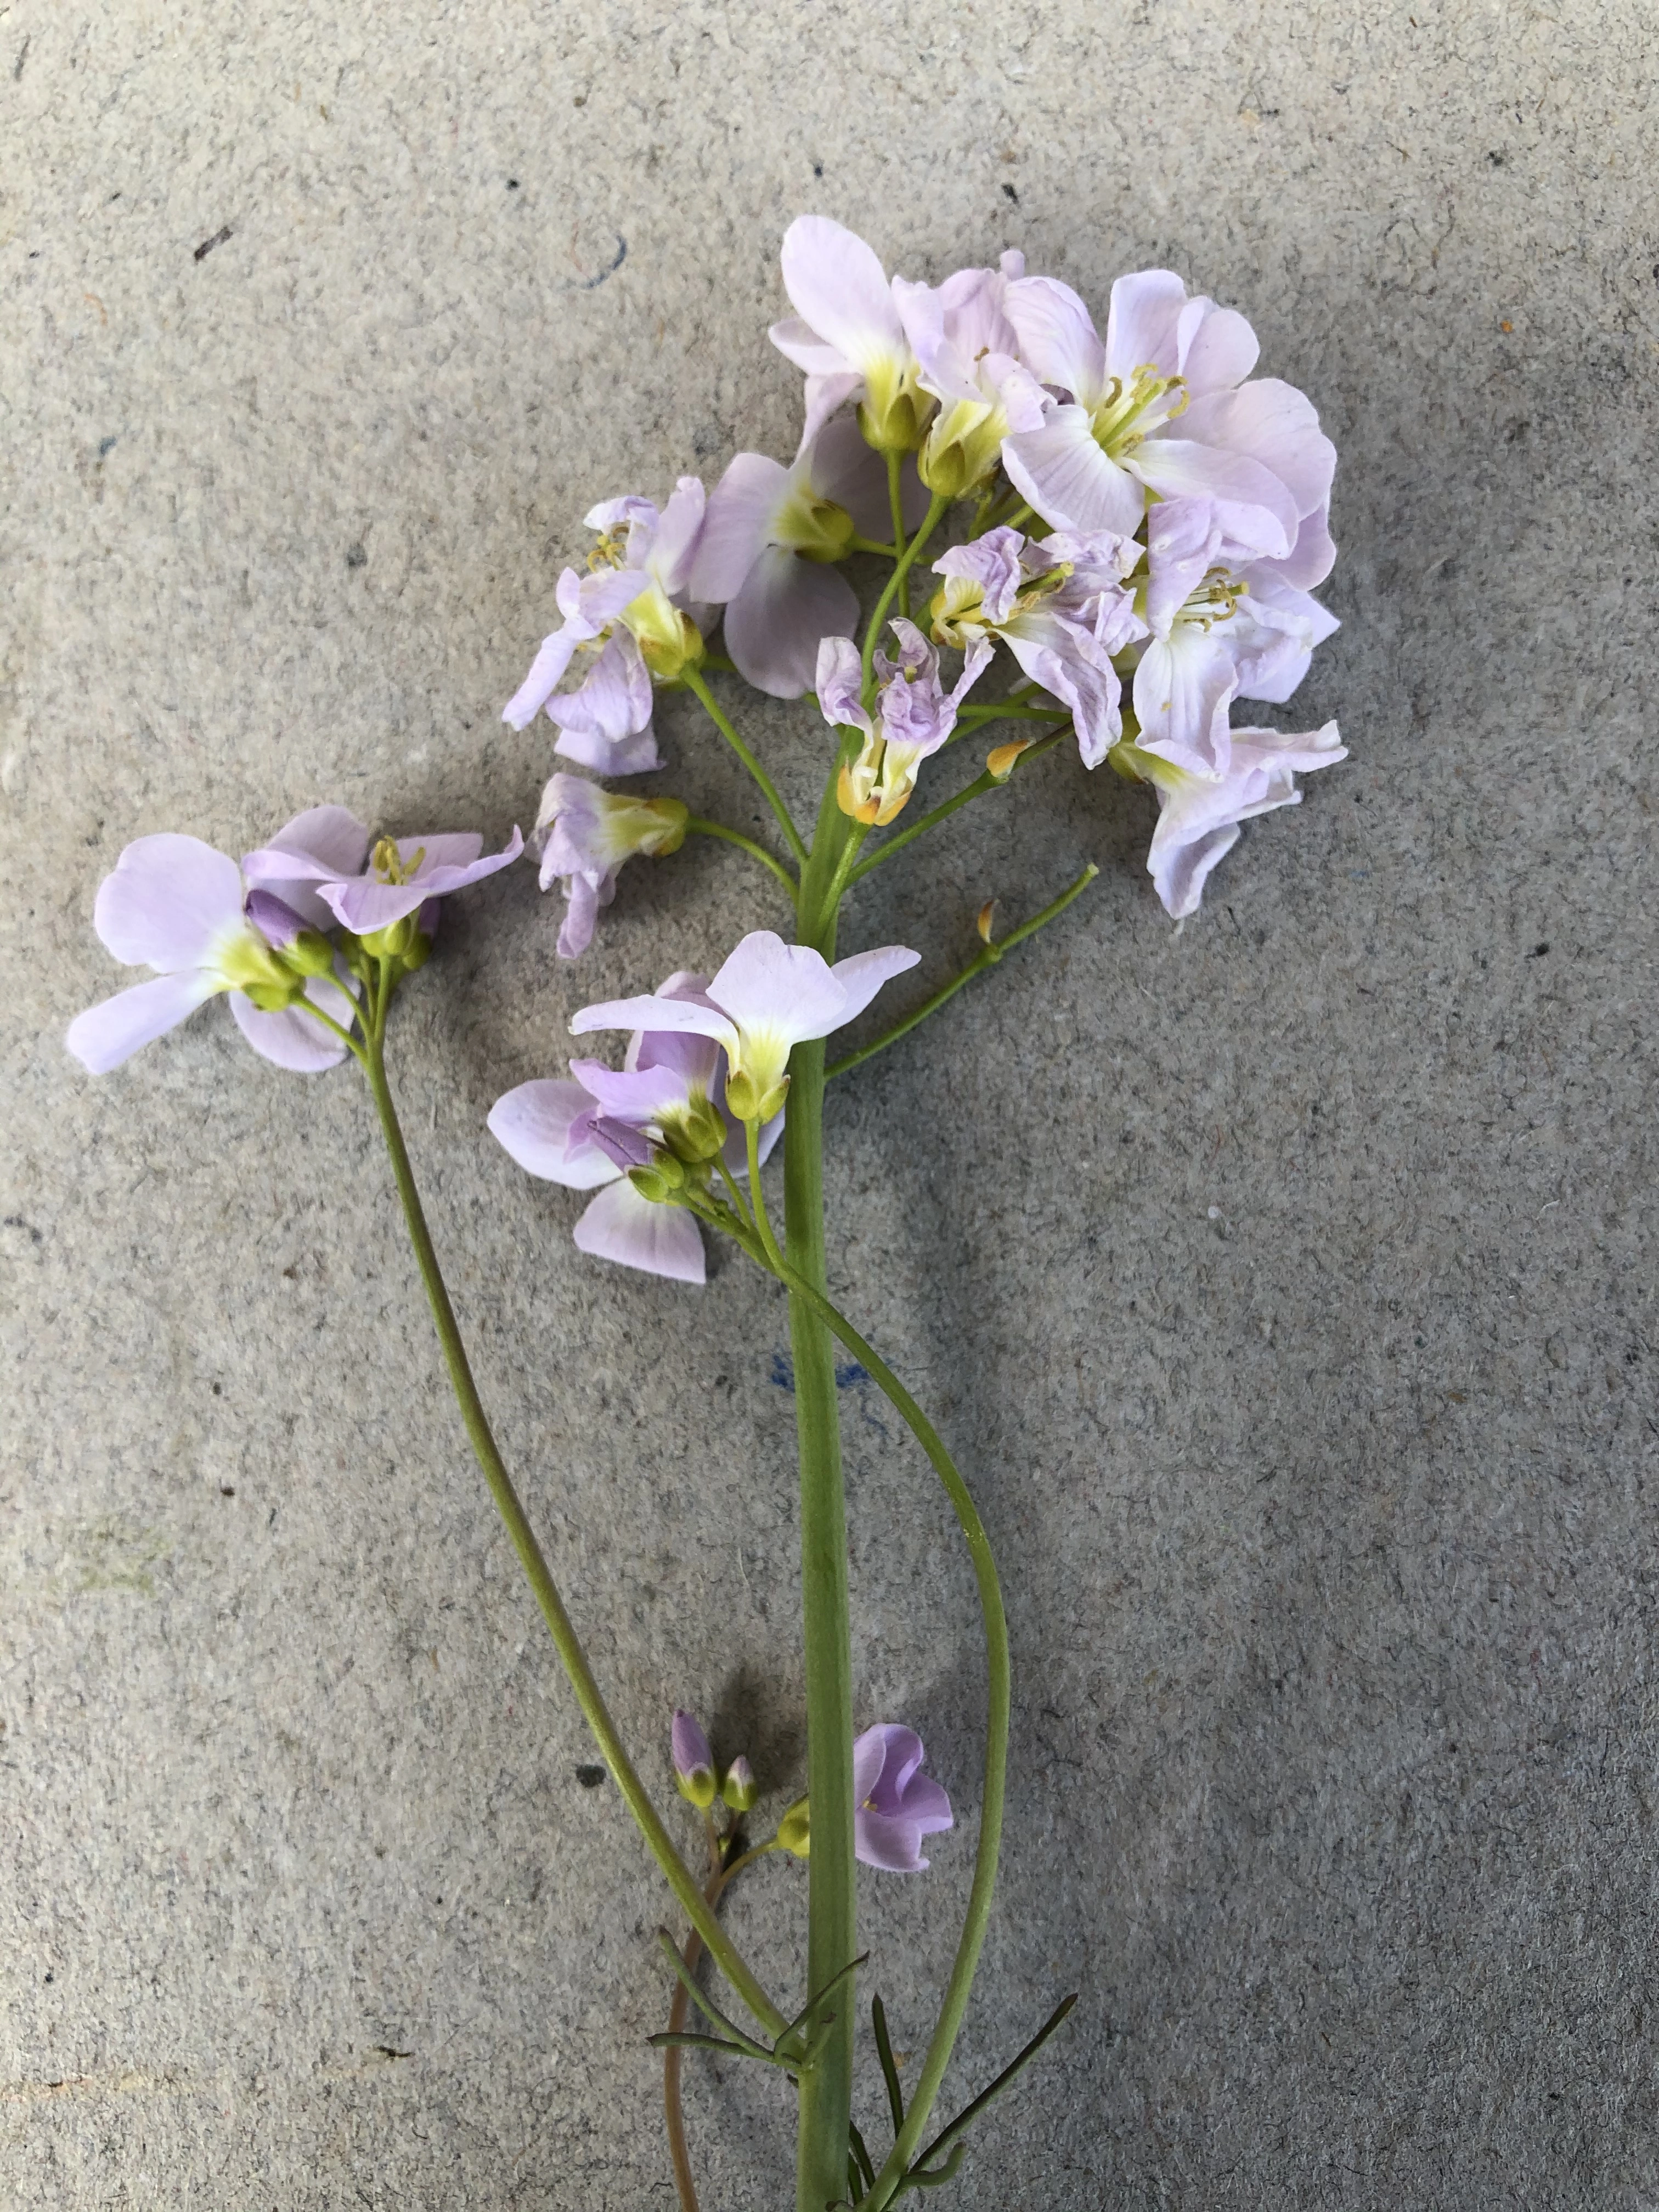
[{"xmin": 4, "ymin": 2, "xmax": 1657, "ymax": 2205}]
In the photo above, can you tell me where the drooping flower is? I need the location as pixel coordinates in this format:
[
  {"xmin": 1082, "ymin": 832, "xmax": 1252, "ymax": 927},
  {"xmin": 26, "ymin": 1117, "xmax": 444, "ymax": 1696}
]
[
  {"xmin": 1000, "ymin": 270, "xmax": 1335, "ymax": 557},
  {"xmin": 930, "ymin": 527, "xmax": 1146, "ymax": 768},
  {"xmin": 819, "ymin": 622, "xmax": 993, "ymax": 826},
  {"xmin": 501, "ymin": 481, "xmax": 709, "ymax": 774},
  {"xmin": 308, "ymin": 826, "xmax": 524, "ymax": 936},
  {"xmin": 689, "ymin": 419, "xmax": 928, "ymax": 698},
  {"xmin": 1130, "ymin": 499, "xmax": 1341, "ymax": 776},
  {"xmin": 1114, "ymin": 720, "xmax": 1347, "ymax": 918},
  {"xmin": 569, "ymin": 930, "xmax": 919, "ymax": 1121},
  {"xmin": 770, "ymin": 216, "xmax": 933, "ymax": 453},
  {"xmin": 671, "ymin": 1710, "xmax": 718, "ymax": 1808},
  {"xmin": 534, "ymin": 775, "xmax": 689, "ymax": 960},
  {"xmin": 852, "ymin": 1724, "xmax": 953, "ymax": 1873},
  {"xmin": 891, "ymin": 257, "xmax": 1049, "ymax": 498},
  {"xmin": 488, "ymin": 971, "xmax": 784, "ymax": 1284},
  {"xmin": 67, "ymin": 821, "xmax": 363, "ymax": 1077}
]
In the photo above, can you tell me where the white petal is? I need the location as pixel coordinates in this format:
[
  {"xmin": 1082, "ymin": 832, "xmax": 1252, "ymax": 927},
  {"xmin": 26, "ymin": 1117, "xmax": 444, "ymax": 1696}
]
[
  {"xmin": 708, "ymin": 932, "xmax": 845, "ymax": 1046},
  {"xmin": 1177, "ymin": 303, "xmax": 1259, "ymax": 395},
  {"xmin": 1104, "ymin": 269, "xmax": 1189, "ymax": 380},
  {"xmin": 689, "ymin": 453, "xmax": 789, "ymax": 602},
  {"xmin": 781, "ymin": 216, "xmax": 906, "ymax": 376},
  {"xmin": 650, "ymin": 476, "xmax": 707, "ymax": 596},
  {"xmin": 93, "ymin": 834, "xmax": 246, "ymax": 972},
  {"xmin": 1003, "ymin": 275, "xmax": 1109, "ymax": 405},
  {"xmin": 66, "ymin": 969, "xmax": 221, "ymax": 1073},
  {"xmin": 1178, "ymin": 381, "xmax": 1336, "ymax": 519},
  {"xmin": 1130, "ymin": 437, "xmax": 1297, "ymax": 560},
  {"xmin": 571, "ymin": 994, "xmax": 737, "ymax": 1055},
  {"xmin": 826, "ymin": 944, "xmax": 921, "ymax": 1025},
  {"xmin": 1001, "ymin": 409, "xmax": 1146, "ymax": 536},
  {"xmin": 502, "ymin": 625, "xmax": 581, "ymax": 730},
  {"xmin": 573, "ymin": 1180, "xmax": 706, "ymax": 1284}
]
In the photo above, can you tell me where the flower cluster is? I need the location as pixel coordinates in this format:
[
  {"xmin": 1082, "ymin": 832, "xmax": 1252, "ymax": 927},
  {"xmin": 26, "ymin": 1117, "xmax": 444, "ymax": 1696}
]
[{"xmin": 506, "ymin": 216, "xmax": 1342, "ymax": 949}]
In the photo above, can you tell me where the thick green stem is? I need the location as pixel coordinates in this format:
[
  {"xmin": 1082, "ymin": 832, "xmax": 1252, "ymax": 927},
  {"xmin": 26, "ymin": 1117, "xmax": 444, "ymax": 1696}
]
[
  {"xmin": 759, "ymin": 1265, "xmax": 1010, "ymax": 2212},
  {"xmin": 787, "ymin": 769, "xmax": 862, "ymax": 2212},
  {"xmin": 359, "ymin": 1022, "xmax": 787, "ymax": 2041}
]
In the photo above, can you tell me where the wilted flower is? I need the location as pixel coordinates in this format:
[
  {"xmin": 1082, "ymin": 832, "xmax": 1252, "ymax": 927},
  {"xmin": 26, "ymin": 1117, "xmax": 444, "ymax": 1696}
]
[
  {"xmin": 820, "ymin": 622, "xmax": 993, "ymax": 825},
  {"xmin": 535, "ymin": 775, "xmax": 689, "ymax": 960},
  {"xmin": 67, "ymin": 820, "xmax": 363, "ymax": 1077},
  {"xmin": 931, "ymin": 527, "xmax": 1146, "ymax": 767},
  {"xmin": 569, "ymin": 930, "xmax": 919, "ymax": 1122},
  {"xmin": 1114, "ymin": 720, "xmax": 1347, "ymax": 917},
  {"xmin": 501, "ymin": 481, "xmax": 709, "ymax": 774},
  {"xmin": 689, "ymin": 420, "xmax": 927, "ymax": 698},
  {"xmin": 852, "ymin": 1724, "xmax": 953, "ymax": 1873},
  {"xmin": 1001, "ymin": 269, "xmax": 1334, "ymax": 557}
]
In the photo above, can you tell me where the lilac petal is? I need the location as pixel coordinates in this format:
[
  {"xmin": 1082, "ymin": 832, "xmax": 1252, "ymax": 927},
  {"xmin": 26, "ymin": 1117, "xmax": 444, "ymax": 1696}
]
[
  {"xmin": 93, "ymin": 834, "xmax": 246, "ymax": 972},
  {"xmin": 588, "ymin": 1114, "xmax": 656, "ymax": 1172},
  {"xmin": 708, "ymin": 932, "xmax": 847, "ymax": 1042},
  {"xmin": 727, "ymin": 546, "xmax": 858, "ymax": 699},
  {"xmin": 854, "ymin": 1809, "xmax": 934, "ymax": 1872},
  {"xmin": 799, "ymin": 369, "xmax": 865, "ymax": 450},
  {"xmin": 672, "ymin": 1709, "xmax": 715, "ymax": 1786},
  {"xmin": 488, "ymin": 1078, "xmax": 619, "ymax": 1190},
  {"xmin": 1130, "ymin": 438, "xmax": 1297, "ymax": 561},
  {"xmin": 573, "ymin": 1179, "xmax": 706, "ymax": 1284},
  {"xmin": 572, "ymin": 992, "xmax": 737, "ymax": 1054},
  {"xmin": 1104, "ymin": 269, "xmax": 1189, "ymax": 380},
  {"xmin": 770, "ymin": 315, "xmax": 853, "ymax": 377},
  {"xmin": 1133, "ymin": 631, "xmax": 1238, "ymax": 775},
  {"xmin": 1143, "ymin": 498, "xmax": 1226, "ymax": 635},
  {"xmin": 816, "ymin": 634, "xmax": 872, "ymax": 737},
  {"xmin": 1252, "ymin": 508, "xmax": 1336, "ymax": 592},
  {"xmin": 1004, "ymin": 274, "xmax": 1108, "ymax": 405},
  {"xmin": 548, "ymin": 634, "xmax": 659, "ymax": 772},
  {"xmin": 1149, "ymin": 815, "xmax": 1246, "ymax": 919},
  {"xmin": 852, "ymin": 1723, "xmax": 901, "ymax": 1805},
  {"xmin": 399, "ymin": 832, "xmax": 485, "ymax": 873},
  {"xmin": 651, "ymin": 477, "xmax": 707, "ymax": 597},
  {"xmin": 690, "ymin": 453, "xmax": 789, "ymax": 603},
  {"xmin": 244, "ymin": 889, "xmax": 311, "ymax": 949},
  {"xmin": 320, "ymin": 830, "xmax": 522, "ymax": 933},
  {"xmin": 228, "ymin": 972, "xmax": 356, "ymax": 1073},
  {"xmin": 808, "ymin": 416, "xmax": 928, "ymax": 533},
  {"xmin": 554, "ymin": 870, "xmax": 609, "ymax": 960},
  {"xmin": 827, "ymin": 944, "xmax": 921, "ymax": 1025},
  {"xmin": 895, "ymin": 1773, "xmax": 953, "ymax": 1831},
  {"xmin": 1004, "ymin": 632, "xmax": 1121, "ymax": 768},
  {"xmin": 260, "ymin": 805, "xmax": 373, "ymax": 878},
  {"xmin": 1177, "ymin": 303, "xmax": 1259, "ymax": 396},
  {"xmin": 781, "ymin": 215, "xmax": 905, "ymax": 374},
  {"xmin": 1180, "ymin": 380, "xmax": 1336, "ymax": 520},
  {"xmin": 568, "ymin": 1056, "xmax": 695, "ymax": 1124},
  {"xmin": 503, "ymin": 625, "xmax": 581, "ymax": 730},
  {"xmin": 66, "ymin": 969, "xmax": 223, "ymax": 1072},
  {"xmin": 1002, "ymin": 409, "xmax": 1146, "ymax": 537}
]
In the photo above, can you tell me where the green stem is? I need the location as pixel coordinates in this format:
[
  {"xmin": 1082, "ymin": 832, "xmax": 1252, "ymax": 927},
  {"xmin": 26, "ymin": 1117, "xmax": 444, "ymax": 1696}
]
[
  {"xmin": 847, "ymin": 730, "xmax": 1068, "ymax": 887},
  {"xmin": 786, "ymin": 770, "xmax": 862, "ymax": 2212},
  {"xmin": 887, "ymin": 452, "xmax": 911, "ymax": 620},
  {"xmin": 684, "ymin": 665, "xmax": 809, "ymax": 866},
  {"xmin": 358, "ymin": 1010, "xmax": 787, "ymax": 2042},
  {"xmin": 850, "ymin": 535, "xmax": 900, "ymax": 558},
  {"xmin": 755, "ymin": 1263, "xmax": 1009, "ymax": 2212},
  {"xmin": 862, "ymin": 495, "xmax": 949, "ymax": 701},
  {"xmin": 827, "ymin": 865, "xmax": 1100, "ymax": 1081},
  {"xmin": 683, "ymin": 815, "xmax": 799, "ymax": 902},
  {"xmin": 746, "ymin": 1115, "xmax": 784, "ymax": 1274}
]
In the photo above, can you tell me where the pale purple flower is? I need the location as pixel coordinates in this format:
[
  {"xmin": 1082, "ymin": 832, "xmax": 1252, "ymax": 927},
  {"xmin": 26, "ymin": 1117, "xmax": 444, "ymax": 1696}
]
[
  {"xmin": 770, "ymin": 216, "xmax": 930, "ymax": 452},
  {"xmin": 501, "ymin": 481, "xmax": 709, "ymax": 775},
  {"xmin": 488, "ymin": 971, "xmax": 785, "ymax": 1284},
  {"xmin": 1131, "ymin": 499, "xmax": 1341, "ymax": 776},
  {"xmin": 819, "ymin": 622, "xmax": 993, "ymax": 825},
  {"xmin": 689, "ymin": 419, "xmax": 927, "ymax": 698},
  {"xmin": 311, "ymin": 827, "xmax": 523, "ymax": 935},
  {"xmin": 671, "ymin": 1709, "xmax": 717, "ymax": 1808},
  {"xmin": 1000, "ymin": 270, "xmax": 1335, "ymax": 558},
  {"xmin": 853, "ymin": 1724, "xmax": 953, "ymax": 1873},
  {"xmin": 535, "ymin": 775, "xmax": 689, "ymax": 960},
  {"xmin": 891, "ymin": 257, "xmax": 1048, "ymax": 498},
  {"xmin": 67, "ymin": 823, "xmax": 360, "ymax": 1077},
  {"xmin": 1120, "ymin": 720, "xmax": 1347, "ymax": 918},
  {"xmin": 932, "ymin": 527, "xmax": 1147, "ymax": 768},
  {"xmin": 571, "ymin": 930, "xmax": 919, "ymax": 1116}
]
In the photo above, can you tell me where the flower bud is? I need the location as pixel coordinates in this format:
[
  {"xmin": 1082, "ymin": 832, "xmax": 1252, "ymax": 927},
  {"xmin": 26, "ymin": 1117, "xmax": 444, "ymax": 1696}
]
[
  {"xmin": 723, "ymin": 1069, "xmax": 761, "ymax": 1122},
  {"xmin": 239, "ymin": 975, "xmax": 307, "ymax": 1013},
  {"xmin": 720, "ymin": 1756, "xmax": 758, "ymax": 1813},
  {"xmin": 282, "ymin": 929, "xmax": 339, "ymax": 978},
  {"xmin": 627, "ymin": 1163, "xmax": 681, "ymax": 1204},
  {"xmin": 775, "ymin": 483, "xmax": 856, "ymax": 566},
  {"xmin": 776, "ymin": 1796, "xmax": 811, "ymax": 1859},
  {"xmin": 986, "ymin": 736, "xmax": 1033, "ymax": 783},
  {"xmin": 917, "ymin": 400, "xmax": 1004, "ymax": 501},
  {"xmin": 672, "ymin": 1711, "xmax": 718, "ymax": 1809},
  {"xmin": 857, "ymin": 361, "xmax": 933, "ymax": 455},
  {"xmin": 975, "ymin": 900, "xmax": 997, "ymax": 946},
  {"xmin": 661, "ymin": 1093, "xmax": 727, "ymax": 1165},
  {"xmin": 399, "ymin": 930, "xmax": 432, "ymax": 974},
  {"xmin": 361, "ymin": 913, "xmax": 417, "ymax": 961}
]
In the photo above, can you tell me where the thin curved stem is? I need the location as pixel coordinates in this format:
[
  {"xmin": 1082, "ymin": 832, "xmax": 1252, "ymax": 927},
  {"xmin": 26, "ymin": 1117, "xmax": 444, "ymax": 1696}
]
[
  {"xmin": 850, "ymin": 535, "xmax": 900, "ymax": 558},
  {"xmin": 684, "ymin": 665, "xmax": 809, "ymax": 866},
  {"xmin": 861, "ymin": 495, "xmax": 950, "ymax": 701},
  {"xmin": 290, "ymin": 991, "xmax": 369, "ymax": 1066},
  {"xmin": 359, "ymin": 1005, "xmax": 787, "ymax": 2040},
  {"xmin": 684, "ymin": 815, "xmax": 799, "ymax": 902},
  {"xmin": 887, "ymin": 452, "xmax": 911, "ymax": 620},
  {"xmin": 847, "ymin": 728, "xmax": 1068, "ymax": 887},
  {"xmin": 755, "ymin": 1264, "xmax": 1009, "ymax": 2212},
  {"xmin": 827, "ymin": 865, "xmax": 1099, "ymax": 1081},
  {"xmin": 746, "ymin": 1116, "xmax": 785, "ymax": 1274}
]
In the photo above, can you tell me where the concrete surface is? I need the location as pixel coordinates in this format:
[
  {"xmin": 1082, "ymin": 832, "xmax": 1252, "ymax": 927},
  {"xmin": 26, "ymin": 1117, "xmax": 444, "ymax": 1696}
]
[{"xmin": 4, "ymin": 3, "xmax": 1658, "ymax": 2205}]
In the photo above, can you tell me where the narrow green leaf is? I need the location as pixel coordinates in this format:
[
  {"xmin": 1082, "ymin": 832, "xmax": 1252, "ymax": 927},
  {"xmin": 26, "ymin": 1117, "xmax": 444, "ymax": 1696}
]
[
  {"xmin": 872, "ymin": 1994, "xmax": 905, "ymax": 2137},
  {"xmin": 906, "ymin": 1994, "xmax": 1078, "ymax": 2175},
  {"xmin": 849, "ymin": 2120, "xmax": 877, "ymax": 2191},
  {"xmin": 655, "ymin": 1928, "xmax": 778, "ymax": 2063}
]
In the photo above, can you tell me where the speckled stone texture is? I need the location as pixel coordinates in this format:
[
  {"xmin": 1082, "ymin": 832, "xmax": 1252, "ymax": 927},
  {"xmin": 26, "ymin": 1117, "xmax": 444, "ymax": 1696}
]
[{"xmin": 4, "ymin": 3, "xmax": 1657, "ymax": 2205}]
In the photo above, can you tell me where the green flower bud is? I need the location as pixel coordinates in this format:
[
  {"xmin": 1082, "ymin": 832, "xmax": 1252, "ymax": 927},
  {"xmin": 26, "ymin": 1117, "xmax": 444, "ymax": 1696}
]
[
  {"xmin": 627, "ymin": 1158, "xmax": 686, "ymax": 1204},
  {"xmin": 361, "ymin": 914, "xmax": 417, "ymax": 960},
  {"xmin": 777, "ymin": 1796, "xmax": 811, "ymax": 1859},
  {"xmin": 720, "ymin": 1756, "xmax": 758, "ymax": 1814},
  {"xmin": 399, "ymin": 930, "xmax": 432, "ymax": 974},
  {"xmin": 239, "ymin": 976, "xmax": 306, "ymax": 1013},
  {"xmin": 774, "ymin": 483, "xmax": 856, "ymax": 566},
  {"xmin": 280, "ymin": 929, "xmax": 338, "ymax": 978},
  {"xmin": 661, "ymin": 1092, "xmax": 727, "ymax": 1165}
]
